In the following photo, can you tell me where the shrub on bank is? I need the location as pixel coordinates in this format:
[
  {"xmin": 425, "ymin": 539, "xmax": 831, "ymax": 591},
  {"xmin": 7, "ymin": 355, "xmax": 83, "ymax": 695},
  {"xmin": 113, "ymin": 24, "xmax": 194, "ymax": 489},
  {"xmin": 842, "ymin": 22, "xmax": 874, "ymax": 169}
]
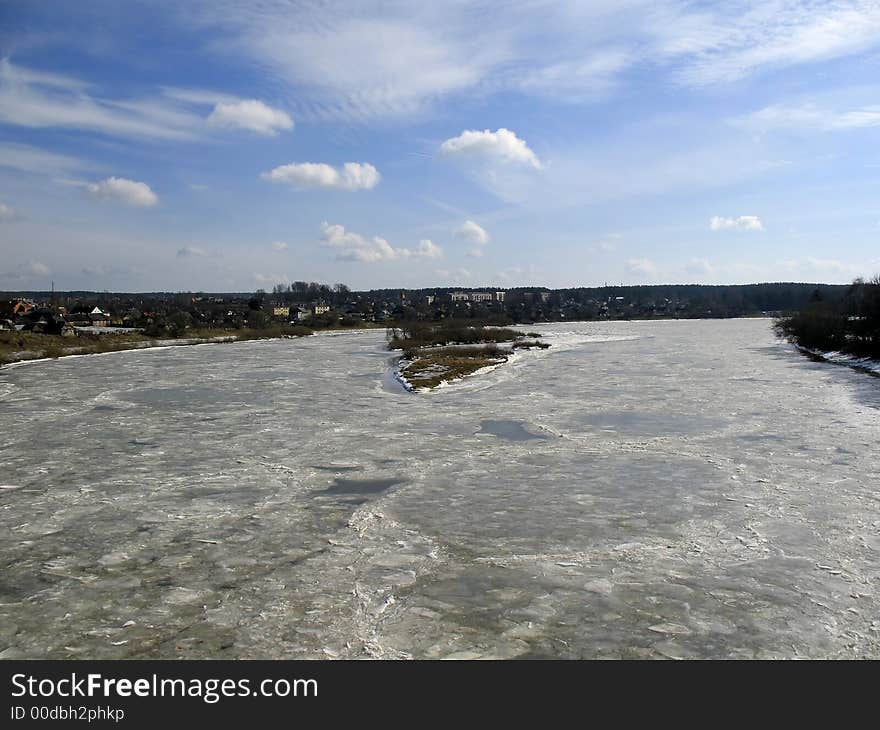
[{"xmin": 775, "ymin": 277, "xmax": 880, "ymax": 359}]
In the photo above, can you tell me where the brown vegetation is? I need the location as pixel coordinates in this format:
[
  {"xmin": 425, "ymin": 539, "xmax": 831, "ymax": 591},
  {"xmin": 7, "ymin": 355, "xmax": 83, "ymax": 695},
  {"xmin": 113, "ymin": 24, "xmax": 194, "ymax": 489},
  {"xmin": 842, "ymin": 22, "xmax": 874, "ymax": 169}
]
[
  {"xmin": 400, "ymin": 345, "xmax": 510, "ymax": 390},
  {"xmin": 0, "ymin": 325, "xmax": 314, "ymax": 366}
]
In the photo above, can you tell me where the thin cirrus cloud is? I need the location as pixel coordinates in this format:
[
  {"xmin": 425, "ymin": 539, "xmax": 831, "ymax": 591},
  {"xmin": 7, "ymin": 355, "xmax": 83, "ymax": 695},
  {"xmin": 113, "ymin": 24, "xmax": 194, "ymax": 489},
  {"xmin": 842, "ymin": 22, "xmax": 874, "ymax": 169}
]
[
  {"xmin": 734, "ymin": 101, "xmax": 880, "ymax": 134},
  {"xmin": 177, "ymin": 1, "xmax": 880, "ymax": 121},
  {"xmin": 0, "ymin": 142, "xmax": 90, "ymax": 175},
  {"xmin": 261, "ymin": 162, "xmax": 380, "ymax": 191},
  {"xmin": 710, "ymin": 215, "xmax": 763, "ymax": 231},
  {"xmin": 320, "ymin": 222, "xmax": 442, "ymax": 263},
  {"xmin": 660, "ymin": 1, "xmax": 880, "ymax": 86},
  {"xmin": 86, "ymin": 177, "xmax": 158, "ymax": 207},
  {"xmin": 439, "ymin": 128, "xmax": 541, "ymax": 168},
  {"xmin": 0, "ymin": 58, "xmax": 291, "ymax": 141}
]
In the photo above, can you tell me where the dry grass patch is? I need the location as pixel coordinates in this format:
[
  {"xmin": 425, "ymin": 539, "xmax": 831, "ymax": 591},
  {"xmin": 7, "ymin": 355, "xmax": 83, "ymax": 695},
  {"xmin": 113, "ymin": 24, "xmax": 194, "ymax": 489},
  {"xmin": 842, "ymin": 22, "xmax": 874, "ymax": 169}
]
[{"xmin": 401, "ymin": 345, "xmax": 510, "ymax": 390}]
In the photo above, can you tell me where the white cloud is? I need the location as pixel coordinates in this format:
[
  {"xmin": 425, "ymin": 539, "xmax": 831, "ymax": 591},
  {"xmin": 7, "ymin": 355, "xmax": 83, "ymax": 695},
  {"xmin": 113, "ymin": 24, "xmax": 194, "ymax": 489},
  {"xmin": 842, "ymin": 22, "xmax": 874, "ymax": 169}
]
[
  {"xmin": 177, "ymin": 246, "xmax": 209, "ymax": 258},
  {"xmin": 29, "ymin": 261, "xmax": 50, "ymax": 276},
  {"xmin": 655, "ymin": 2, "xmax": 880, "ymax": 86},
  {"xmin": 320, "ymin": 222, "xmax": 443, "ymax": 262},
  {"xmin": 0, "ymin": 142, "xmax": 89, "ymax": 175},
  {"xmin": 440, "ymin": 128, "xmax": 541, "ymax": 168},
  {"xmin": 774, "ymin": 256, "xmax": 864, "ymax": 282},
  {"xmin": 261, "ymin": 162, "xmax": 380, "ymax": 191},
  {"xmin": 804, "ymin": 256, "xmax": 861, "ymax": 277},
  {"xmin": 414, "ymin": 239, "xmax": 443, "ymax": 259},
  {"xmin": 466, "ymin": 248, "xmax": 484, "ymax": 258},
  {"xmin": 710, "ymin": 215, "xmax": 763, "ymax": 231},
  {"xmin": 496, "ymin": 267, "xmax": 525, "ymax": 283},
  {"xmin": 0, "ymin": 203, "xmax": 16, "ymax": 221},
  {"xmin": 518, "ymin": 49, "xmax": 632, "ymax": 101},
  {"xmin": 253, "ymin": 272, "xmax": 290, "ymax": 287},
  {"xmin": 684, "ymin": 258, "xmax": 716, "ymax": 277},
  {"xmin": 0, "ymin": 59, "xmax": 295, "ymax": 142},
  {"xmin": 626, "ymin": 257, "xmax": 657, "ymax": 278},
  {"xmin": 735, "ymin": 101, "xmax": 880, "ymax": 134},
  {"xmin": 184, "ymin": 6, "xmax": 498, "ymax": 121},
  {"xmin": 0, "ymin": 59, "xmax": 202, "ymax": 141},
  {"xmin": 435, "ymin": 267, "xmax": 472, "ymax": 282},
  {"xmin": 172, "ymin": 2, "xmax": 880, "ymax": 123},
  {"xmin": 587, "ymin": 233, "xmax": 622, "ymax": 253},
  {"xmin": 271, "ymin": 241, "xmax": 289, "ymax": 251},
  {"xmin": 207, "ymin": 99, "xmax": 293, "ymax": 135},
  {"xmin": 454, "ymin": 219, "xmax": 490, "ymax": 246},
  {"xmin": 86, "ymin": 177, "xmax": 158, "ymax": 207}
]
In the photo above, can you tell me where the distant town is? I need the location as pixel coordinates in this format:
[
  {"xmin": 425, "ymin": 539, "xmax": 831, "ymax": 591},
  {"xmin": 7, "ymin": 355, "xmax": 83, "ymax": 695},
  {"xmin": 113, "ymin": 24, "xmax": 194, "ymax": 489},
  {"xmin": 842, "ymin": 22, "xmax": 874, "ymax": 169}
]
[{"xmin": 0, "ymin": 282, "xmax": 849, "ymax": 338}]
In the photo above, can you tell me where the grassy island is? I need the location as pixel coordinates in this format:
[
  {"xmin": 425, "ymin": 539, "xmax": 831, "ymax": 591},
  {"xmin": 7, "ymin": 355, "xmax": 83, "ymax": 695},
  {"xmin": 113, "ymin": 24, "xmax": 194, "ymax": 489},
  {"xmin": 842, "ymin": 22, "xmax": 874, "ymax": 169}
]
[{"xmin": 387, "ymin": 321, "xmax": 549, "ymax": 390}]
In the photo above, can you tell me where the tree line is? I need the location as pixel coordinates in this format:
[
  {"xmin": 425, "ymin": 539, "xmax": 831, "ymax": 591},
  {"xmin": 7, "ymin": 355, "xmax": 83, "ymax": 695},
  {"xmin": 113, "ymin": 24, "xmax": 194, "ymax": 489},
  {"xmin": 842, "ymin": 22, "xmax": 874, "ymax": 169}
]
[{"xmin": 775, "ymin": 277, "xmax": 880, "ymax": 359}]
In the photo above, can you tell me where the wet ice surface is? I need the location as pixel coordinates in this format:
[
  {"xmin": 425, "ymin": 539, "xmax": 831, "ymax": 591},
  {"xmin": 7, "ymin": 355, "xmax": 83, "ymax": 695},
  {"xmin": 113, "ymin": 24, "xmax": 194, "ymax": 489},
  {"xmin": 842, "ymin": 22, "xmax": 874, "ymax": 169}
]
[
  {"xmin": 478, "ymin": 419, "xmax": 550, "ymax": 441},
  {"xmin": 1, "ymin": 320, "xmax": 879, "ymax": 659}
]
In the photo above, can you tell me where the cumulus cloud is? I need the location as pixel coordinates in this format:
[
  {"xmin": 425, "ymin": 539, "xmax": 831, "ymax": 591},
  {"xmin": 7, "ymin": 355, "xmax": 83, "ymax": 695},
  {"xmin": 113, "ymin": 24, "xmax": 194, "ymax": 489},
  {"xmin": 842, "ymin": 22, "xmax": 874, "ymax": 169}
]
[
  {"xmin": 414, "ymin": 239, "xmax": 443, "ymax": 259},
  {"xmin": 261, "ymin": 162, "xmax": 380, "ymax": 191},
  {"xmin": 207, "ymin": 99, "xmax": 293, "ymax": 135},
  {"xmin": 86, "ymin": 177, "xmax": 158, "ymax": 207},
  {"xmin": 626, "ymin": 257, "xmax": 657, "ymax": 278},
  {"xmin": 29, "ymin": 261, "xmax": 50, "ymax": 276},
  {"xmin": 710, "ymin": 215, "xmax": 763, "ymax": 231},
  {"xmin": 0, "ymin": 202, "xmax": 16, "ymax": 221},
  {"xmin": 271, "ymin": 241, "xmax": 289, "ymax": 251},
  {"xmin": 439, "ymin": 128, "xmax": 541, "ymax": 168},
  {"xmin": 320, "ymin": 222, "xmax": 443, "ymax": 262},
  {"xmin": 454, "ymin": 220, "xmax": 490, "ymax": 246}
]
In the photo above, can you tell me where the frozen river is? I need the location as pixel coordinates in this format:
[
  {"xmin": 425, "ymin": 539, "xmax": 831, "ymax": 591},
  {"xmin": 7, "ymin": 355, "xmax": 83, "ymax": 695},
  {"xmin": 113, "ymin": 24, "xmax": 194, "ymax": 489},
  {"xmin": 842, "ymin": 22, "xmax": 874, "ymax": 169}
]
[{"xmin": 1, "ymin": 318, "xmax": 878, "ymax": 659}]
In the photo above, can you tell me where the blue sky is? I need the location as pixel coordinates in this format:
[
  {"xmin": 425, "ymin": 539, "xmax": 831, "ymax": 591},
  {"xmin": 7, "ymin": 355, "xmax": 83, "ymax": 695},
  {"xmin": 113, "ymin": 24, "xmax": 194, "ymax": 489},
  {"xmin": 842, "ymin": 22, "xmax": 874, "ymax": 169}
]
[{"xmin": 1, "ymin": 0, "xmax": 879, "ymax": 291}]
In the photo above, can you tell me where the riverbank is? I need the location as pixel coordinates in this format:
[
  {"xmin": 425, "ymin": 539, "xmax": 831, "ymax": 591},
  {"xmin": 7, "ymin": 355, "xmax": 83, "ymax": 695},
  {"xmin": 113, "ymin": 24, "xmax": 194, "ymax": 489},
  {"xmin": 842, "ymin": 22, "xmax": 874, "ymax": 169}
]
[
  {"xmin": 798, "ymin": 345, "xmax": 880, "ymax": 377},
  {"xmin": 0, "ymin": 326, "xmax": 315, "ymax": 367}
]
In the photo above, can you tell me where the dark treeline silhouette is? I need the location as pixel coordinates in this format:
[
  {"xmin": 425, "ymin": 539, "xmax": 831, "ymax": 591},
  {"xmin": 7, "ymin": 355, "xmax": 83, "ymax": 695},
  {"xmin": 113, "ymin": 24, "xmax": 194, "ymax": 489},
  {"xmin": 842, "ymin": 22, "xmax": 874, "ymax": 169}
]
[
  {"xmin": 775, "ymin": 277, "xmax": 880, "ymax": 359},
  {"xmin": 2, "ymin": 282, "xmax": 853, "ymax": 334}
]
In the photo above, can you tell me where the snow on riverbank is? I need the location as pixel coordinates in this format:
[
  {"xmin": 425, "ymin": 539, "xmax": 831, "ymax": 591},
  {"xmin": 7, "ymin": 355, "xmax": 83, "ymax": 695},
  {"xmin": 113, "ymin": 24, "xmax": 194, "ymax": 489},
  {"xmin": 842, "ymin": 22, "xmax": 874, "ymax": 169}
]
[{"xmin": 799, "ymin": 346, "xmax": 880, "ymax": 376}]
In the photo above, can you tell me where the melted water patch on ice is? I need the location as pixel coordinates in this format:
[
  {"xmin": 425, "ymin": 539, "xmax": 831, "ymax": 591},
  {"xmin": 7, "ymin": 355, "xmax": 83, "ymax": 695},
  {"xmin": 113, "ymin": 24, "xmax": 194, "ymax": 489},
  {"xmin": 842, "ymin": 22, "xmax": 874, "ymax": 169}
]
[{"xmin": 478, "ymin": 419, "xmax": 549, "ymax": 441}]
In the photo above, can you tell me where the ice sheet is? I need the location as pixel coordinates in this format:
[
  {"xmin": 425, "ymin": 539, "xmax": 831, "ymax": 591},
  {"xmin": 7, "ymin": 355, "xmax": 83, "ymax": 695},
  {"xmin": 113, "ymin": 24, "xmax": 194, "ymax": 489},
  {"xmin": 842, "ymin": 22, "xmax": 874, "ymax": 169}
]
[{"xmin": 0, "ymin": 319, "xmax": 878, "ymax": 659}]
